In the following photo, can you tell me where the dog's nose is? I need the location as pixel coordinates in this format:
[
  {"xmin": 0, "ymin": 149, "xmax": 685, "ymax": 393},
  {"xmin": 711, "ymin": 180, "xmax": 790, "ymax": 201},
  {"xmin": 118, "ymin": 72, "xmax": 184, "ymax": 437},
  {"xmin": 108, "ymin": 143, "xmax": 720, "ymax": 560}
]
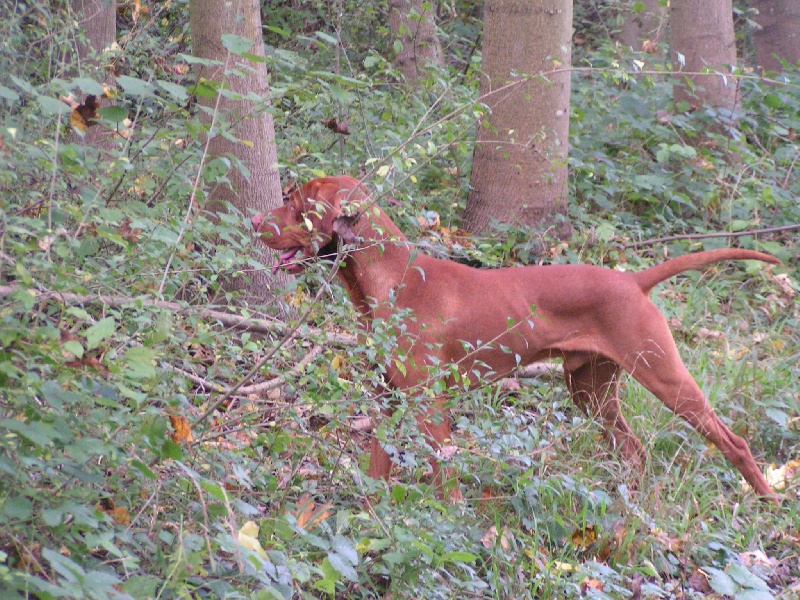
[{"xmin": 251, "ymin": 214, "xmax": 263, "ymax": 229}]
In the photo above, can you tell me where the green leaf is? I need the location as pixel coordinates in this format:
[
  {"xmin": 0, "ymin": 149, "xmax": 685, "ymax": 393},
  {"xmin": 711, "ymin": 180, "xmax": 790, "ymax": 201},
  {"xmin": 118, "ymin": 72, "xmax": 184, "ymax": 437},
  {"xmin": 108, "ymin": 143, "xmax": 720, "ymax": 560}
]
[
  {"xmin": 265, "ymin": 25, "xmax": 290, "ymax": 39},
  {"xmin": 42, "ymin": 546, "xmax": 87, "ymax": 580},
  {"xmin": 199, "ymin": 480, "xmax": 228, "ymax": 502},
  {"xmin": 327, "ymin": 550, "xmax": 358, "ymax": 581},
  {"xmin": 1, "ymin": 418, "xmax": 60, "ymax": 447},
  {"xmin": 42, "ymin": 508, "xmax": 63, "ymax": 527},
  {"xmin": 729, "ymin": 220, "xmax": 750, "ymax": 232},
  {"xmin": 178, "ymin": 53, "xmax": 222, "ymax": 66},
  {"xmin": 706, "ymin": 567, "xmax": 738, "ymax": 595},
  {"xmin": 190, "ymin": 80, "xmax": 219, "ymax": 99},
  {"xmin": 156, "ymin": 80, "xmax": 188, "ymax": 102},
  {"xmin": 63, "ymin": 340, "xmax": 84, "ymax": 358},
  {"xmin": 727, "ymin": 564, "xmax": 770, "ymax": 591},
  {"xmin": 122, "ymin": 575, "xmax": 160, "ymax": 599},
  {"xmin": 735, "ymin": 591, "xmax": 775, "ymax": 600},
  {"xmin": 331, "ymin": 536, "xmax": 358, "ymax": 566},
  {"xmin": 161, "ymin": 440, "xmax": 183, "ymax": 460},
  {"xmin": 70, "ymin": 77, "xmax": 106, "ymax": 95},
  {"xmin": 85, "ymin": 317, "xmax": 116, "ymax": 350},
  {"xmin": 443, "ymin": 551, "xmax": 478, "ymax": 563},
  {"xmin": 122, "ymin": 346, "xmax": 157, "ymax": 379},
  {"xmin": 314, "ymin": 558, "xmax": 339, "ymax": 594},
  {"xmin": 763, "ymin": 93, "xmax": 783, "ymax": 109},
  {"xmin": 0, "ymin": 85, "xmax": 20, "ymax": 101},
  {"xmin": 221, "ymin": 34, "xmax": 254, "ymax": 55},
  {"xmin": 765, "ymin": 408, "xmax": 788, "ymax": 427},
  {"xmin": 315, "ymin": 31, "xmax": 338, "ymax": 45},
  {"xmin": 37, "ymin": 95, "xmax": 69, "ymax": 115},
  {"xmin": 1, "ymin": 496, "xmax": 33, "ymax": 519},
  {"xmin": 130, "ymin": 459, "xmax": 156, "ymax": 479},
  {"xmin": 97, "ymin": 105, "xmax": 129, "ymax": 123},
  {"xmin": 117, "ymin": 75, "xmax": 154, "ymax": 98}
]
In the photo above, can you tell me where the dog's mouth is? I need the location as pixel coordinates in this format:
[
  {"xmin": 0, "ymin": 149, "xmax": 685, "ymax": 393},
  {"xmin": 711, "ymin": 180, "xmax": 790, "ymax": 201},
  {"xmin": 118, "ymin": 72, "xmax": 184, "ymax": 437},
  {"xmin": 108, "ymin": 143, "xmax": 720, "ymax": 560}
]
[
  {"xmin": 272, "ymin": 246, "xmax": 307, "ymax": 274},
  {"xmin": 271, "ymin": 236, "xmax": 342, "ymax": 275}
]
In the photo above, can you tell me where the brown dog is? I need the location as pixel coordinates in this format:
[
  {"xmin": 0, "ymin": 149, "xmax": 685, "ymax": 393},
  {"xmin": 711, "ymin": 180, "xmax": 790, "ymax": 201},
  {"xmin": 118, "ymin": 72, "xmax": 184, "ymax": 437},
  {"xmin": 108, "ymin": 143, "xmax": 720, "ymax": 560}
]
[{"xmin": 252, "ymin": 175, "xmax": 780, "ymax": 504}]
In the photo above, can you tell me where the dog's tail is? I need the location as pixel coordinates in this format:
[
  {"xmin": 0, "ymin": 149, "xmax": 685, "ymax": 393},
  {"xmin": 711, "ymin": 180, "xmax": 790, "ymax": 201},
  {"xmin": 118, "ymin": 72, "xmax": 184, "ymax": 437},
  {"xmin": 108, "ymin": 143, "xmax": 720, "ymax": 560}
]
[{"xmin": 633, "ymin": 248, "xmax": 780, "ymax": 293}]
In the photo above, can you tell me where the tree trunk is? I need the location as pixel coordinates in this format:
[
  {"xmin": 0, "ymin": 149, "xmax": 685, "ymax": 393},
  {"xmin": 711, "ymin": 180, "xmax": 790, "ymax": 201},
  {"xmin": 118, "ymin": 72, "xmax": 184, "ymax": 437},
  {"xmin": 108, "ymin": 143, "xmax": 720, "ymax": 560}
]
[
  {"xmin": 70, "ymin": 0, "xmax": 116, "ymax": 149},
  {"xmin": 189, "ymin": 0, "xmax": 285, "ymax": 298},
  {"xmin": 751, "ymin": 0, "xmax": 800, "ymax": 74},
  {"xmin": 72, "ymin": 0, "xmax": 116, "ymax": 68},
  {"xmin": 616, "ymin": 0, "xmax": 667, "ymax": 50},
  {"xmin": 670, "ymin": 0, "xmax": 738, "ymax": 119},
  {"xmin": 388, "ymin": 0, "xmax": 443, "ymax": 85},
  {"xmin": 465, "ymin": 0, "xmax": 572, "ymax": 237}
]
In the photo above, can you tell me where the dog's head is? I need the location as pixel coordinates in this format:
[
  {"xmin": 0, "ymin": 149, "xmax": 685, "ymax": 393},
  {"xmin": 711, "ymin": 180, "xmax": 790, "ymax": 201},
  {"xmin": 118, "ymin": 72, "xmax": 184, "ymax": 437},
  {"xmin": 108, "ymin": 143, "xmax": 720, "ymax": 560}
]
[{"xmin": 251, "ymin": 176, "xmax": 365, "ymax": 274}]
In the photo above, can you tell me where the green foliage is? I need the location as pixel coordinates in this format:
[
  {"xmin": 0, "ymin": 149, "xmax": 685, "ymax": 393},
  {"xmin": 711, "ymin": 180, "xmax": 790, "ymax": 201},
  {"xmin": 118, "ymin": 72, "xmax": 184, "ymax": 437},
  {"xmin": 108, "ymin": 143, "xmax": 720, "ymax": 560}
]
[{"xmin": 1, "ymin": 0, "xmax": 798, "ymax": 598}]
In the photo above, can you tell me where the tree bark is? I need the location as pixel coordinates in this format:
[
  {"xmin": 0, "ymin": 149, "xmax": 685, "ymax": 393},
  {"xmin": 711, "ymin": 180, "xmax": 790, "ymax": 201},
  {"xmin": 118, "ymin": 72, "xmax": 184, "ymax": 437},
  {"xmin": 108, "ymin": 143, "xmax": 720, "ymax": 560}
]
[
  {"xmin": 72, "ymin": 0, "xmax": 116, "ymax": 68},
  {"xmin": 670, "ymin": 0, "xmax": 738, "ymax": 119},
  {"xmin": 70, "ymin": 0, "xmax": 117, "ymax": 148},
  {"xmin": 388, "ymin": 0, "xmax": 443, "ymax": 85},
  {"xmin": 616, "ymin": 0, "xmax": 667, "ymax": 50},
  {"xmin": 189, "ymin": 0, "xmax": 285, "ymax": 298},
  {"xmin": 465, "ymin": 0, "xmax": 572, "ymax": 237},
  {"xmin": 751, "ymin": 0, "xmax": 800, "ymax": 74}
]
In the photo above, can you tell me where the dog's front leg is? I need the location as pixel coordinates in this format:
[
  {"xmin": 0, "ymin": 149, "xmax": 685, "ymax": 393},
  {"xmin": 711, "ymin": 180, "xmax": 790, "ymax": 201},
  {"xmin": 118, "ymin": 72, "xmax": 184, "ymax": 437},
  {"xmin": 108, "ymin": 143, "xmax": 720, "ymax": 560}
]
[
  {"xmin": 367, "ymin": 423, "xmax": 394, "ymax": 482},
  {"xmin": 416, "ymin": 399, "xmax": 463, "ymax": 501}
]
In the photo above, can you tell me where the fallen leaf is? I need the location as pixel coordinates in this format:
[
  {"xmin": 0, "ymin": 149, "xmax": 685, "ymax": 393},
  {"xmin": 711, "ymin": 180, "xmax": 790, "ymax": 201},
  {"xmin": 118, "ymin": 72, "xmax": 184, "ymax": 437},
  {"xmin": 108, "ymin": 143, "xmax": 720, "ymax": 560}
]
[
  {"xmin": 96, "ymin": 498, "xmax": 131, "ymax": 526},
  {"xmin": 580, "ymin": 577, "xmax": 604, "ymax": 593},
  {"xmin": 570, "ymin": 524, "xmax": 597, "ymax": 548},
  {"xmin": 294, "ymin": 493, "xmax": 333, "ymax": 531},
  {"xmin": 168, "ymin": 412, "xmax": 194, "ymax": 444},
  {"xmin": 237, "ymin": 521, "xmax": 267, "ymax": 558},
  {"xmin": 642, "ymin": 39, "xmax": 659, "ymax": 54},
  {"xmin": 321, "ymin": 117, "xmax": 350, "ymax": 135}
]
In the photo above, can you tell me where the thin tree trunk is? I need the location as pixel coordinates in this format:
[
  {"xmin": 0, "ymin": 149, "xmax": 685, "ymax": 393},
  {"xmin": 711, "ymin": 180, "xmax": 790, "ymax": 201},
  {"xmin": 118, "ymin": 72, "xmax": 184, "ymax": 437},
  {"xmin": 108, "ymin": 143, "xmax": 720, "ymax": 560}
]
[
  {"xmin": 70, "ymin": 0, "xmax": 116, "ymax": 149},
  {"xmin": 751, "ymin": 0, "xmax": 800, "ymax": 74},
  {"xmin": 465, "ymin": 0, "xmax": 572, "ymax": 237},
  {"xmin": 388, "ymin": 0, "xmax": 443, "ymax": 85},
  {"xmin": 670, "ymin": 0, "xmax": 738, "ymax": 121},
  {"xmin": 189, "ymin": 0, "xmax": 285, "ymax": 298},
  {"xmin": 616, "ymin": 0, "xmax": 667, "ymax": 50}
]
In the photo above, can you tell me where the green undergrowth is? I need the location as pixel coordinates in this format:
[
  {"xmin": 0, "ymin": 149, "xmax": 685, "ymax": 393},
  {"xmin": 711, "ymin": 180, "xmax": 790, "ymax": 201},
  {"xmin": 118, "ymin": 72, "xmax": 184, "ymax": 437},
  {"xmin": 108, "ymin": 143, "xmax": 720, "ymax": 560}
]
[{"xmin": 1, "ymin": 1, "xmax": 800, "ymax": 598}]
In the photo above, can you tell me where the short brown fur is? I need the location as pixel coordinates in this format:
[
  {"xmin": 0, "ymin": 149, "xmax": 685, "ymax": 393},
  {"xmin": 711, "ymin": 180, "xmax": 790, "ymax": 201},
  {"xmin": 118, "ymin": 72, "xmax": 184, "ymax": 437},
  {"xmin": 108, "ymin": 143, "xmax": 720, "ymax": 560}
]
[{"xmin": 252, "ymin": 175, "xmax": 781, "ymax": 504}]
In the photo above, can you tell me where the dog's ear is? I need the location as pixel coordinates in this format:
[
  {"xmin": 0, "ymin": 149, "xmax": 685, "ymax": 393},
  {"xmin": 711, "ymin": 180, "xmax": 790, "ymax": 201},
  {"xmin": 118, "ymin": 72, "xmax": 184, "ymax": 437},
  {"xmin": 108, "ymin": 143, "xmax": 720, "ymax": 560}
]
[{"xmin": 332, "ymin": 216, "xmax": 362, "ymax": 245}]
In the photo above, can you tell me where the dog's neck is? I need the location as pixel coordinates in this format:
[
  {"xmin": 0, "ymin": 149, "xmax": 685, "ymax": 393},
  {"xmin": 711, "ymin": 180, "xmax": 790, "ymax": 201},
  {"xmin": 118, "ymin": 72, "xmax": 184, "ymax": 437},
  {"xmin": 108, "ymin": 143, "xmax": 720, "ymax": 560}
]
[{"xmin": 333, "ymin": 206, "xmax": 413, "ymax": 321}]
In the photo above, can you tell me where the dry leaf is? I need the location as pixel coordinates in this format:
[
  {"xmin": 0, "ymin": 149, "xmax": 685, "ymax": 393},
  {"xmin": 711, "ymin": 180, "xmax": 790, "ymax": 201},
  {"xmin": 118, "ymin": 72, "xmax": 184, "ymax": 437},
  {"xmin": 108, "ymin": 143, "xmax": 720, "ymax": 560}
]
[
  {"xmin": 321, "ymin": 117, "xmax": 350, "ymax": 135},
  {"xmin": 481, "ymin": 525, "xmax": 511, "ymax": 551},
  {"xmin": 96, "ymin": 498, "xmax": 131, "ymax": 525},
  {"xmin": 294, "ymin": 493, "xmax": 333, "ymax": 531},
  {"xmin": 168, "ymin": 413, "xmax": 194, "ymax": 444},
  {"xmin": 687, "ymin": 567, "xmax": 712, "ymax": 593},
  {"xmin": 570, "ymin": 525, "xmax": 597, "ymax": 547},
  {"xmin": 237, "ymin": 521, "xmax": 267, "ymax": 558},
  {"xmin": 580, "ymin": 578, "xmax": 604, "ymax": 593},
  {"xmin": 642, "ymin": 39, "xmax": 659, "ymax": 54},
  {"xmin": 68, "ymin": 95, "xmax": 100, "ymax": 131}
]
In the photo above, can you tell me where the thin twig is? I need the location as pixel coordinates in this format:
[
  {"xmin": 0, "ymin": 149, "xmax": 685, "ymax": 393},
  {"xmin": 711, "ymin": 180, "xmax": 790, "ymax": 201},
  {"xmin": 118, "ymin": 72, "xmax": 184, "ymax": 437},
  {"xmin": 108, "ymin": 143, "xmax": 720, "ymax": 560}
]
[{"xmin": 626, "ymin": 223, "xmax": 800, "ymax": 249}]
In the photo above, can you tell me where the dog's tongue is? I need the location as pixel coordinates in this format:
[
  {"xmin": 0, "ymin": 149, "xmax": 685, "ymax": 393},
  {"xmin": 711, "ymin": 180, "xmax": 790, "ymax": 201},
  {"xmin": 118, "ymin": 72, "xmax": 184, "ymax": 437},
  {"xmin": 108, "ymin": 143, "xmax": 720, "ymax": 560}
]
[{"xmin": 272, "ymin": 248, "xmax": 300, "ymax": 274}]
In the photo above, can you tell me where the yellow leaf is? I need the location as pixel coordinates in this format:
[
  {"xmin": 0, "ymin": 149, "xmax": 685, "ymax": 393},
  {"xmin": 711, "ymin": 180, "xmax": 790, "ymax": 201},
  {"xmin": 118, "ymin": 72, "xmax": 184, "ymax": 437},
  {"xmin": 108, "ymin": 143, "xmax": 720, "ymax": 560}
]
[
  {"xmin": 237, "ymin": 521, "xmax": 267, "ymax": 558},
  {"xmin": 168, "ymin": 413, "xmax": 194, "ymax": 444},
  {"xmin": 570, "ymin": 525, "xmax": 597, "ymax": 547}
]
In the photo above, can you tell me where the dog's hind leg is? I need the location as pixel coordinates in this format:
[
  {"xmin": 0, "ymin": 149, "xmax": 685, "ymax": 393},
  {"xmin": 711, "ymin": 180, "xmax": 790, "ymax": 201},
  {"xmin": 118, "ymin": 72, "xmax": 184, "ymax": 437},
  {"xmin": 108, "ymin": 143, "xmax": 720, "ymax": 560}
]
[
  {"xmin": 564, "ymin": 355, "xmax": 647, "ymax": 470},
  {"xmin": 615, "ymin": 307, "xmax": 778, "ymax": 503}
]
